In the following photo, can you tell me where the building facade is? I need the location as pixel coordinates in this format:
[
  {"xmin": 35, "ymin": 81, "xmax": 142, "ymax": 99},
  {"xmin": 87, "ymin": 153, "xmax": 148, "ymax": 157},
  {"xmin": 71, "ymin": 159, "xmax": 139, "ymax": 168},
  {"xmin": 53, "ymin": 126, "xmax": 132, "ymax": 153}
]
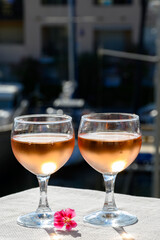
[{"xmin": 0, "ymin": 0, "xmax": 141, "ymax": 63}]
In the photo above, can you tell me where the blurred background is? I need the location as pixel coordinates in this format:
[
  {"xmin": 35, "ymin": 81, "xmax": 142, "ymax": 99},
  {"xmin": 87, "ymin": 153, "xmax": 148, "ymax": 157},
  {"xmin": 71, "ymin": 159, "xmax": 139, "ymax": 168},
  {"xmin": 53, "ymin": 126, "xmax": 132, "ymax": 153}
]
[{"xmin": 0, "ymin": 0, "xmax": 159, "ymax": 198}]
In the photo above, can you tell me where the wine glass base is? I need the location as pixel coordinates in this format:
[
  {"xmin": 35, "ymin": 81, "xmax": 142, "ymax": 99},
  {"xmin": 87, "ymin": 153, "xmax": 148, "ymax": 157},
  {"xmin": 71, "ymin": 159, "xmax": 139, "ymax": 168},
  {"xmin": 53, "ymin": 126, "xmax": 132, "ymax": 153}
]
[
  {"xmin": 17, "ymin": 211, "xmax": 55, "ymax": 228},
  {"xmin": 83, "ymin": 210, "xmax": 138, "ymax": 227}
]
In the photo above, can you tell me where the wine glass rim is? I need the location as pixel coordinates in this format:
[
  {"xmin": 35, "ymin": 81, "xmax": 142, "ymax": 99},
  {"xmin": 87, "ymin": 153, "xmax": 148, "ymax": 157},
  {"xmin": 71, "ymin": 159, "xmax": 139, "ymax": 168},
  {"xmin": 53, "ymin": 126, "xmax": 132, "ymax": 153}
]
[
  {"xmin": 81, "ymin": 113, "xmax": 139, "ymax": 122},
  {"xmin": 14, "ymin": 114, "xmax": 72, "ymax": 124}
]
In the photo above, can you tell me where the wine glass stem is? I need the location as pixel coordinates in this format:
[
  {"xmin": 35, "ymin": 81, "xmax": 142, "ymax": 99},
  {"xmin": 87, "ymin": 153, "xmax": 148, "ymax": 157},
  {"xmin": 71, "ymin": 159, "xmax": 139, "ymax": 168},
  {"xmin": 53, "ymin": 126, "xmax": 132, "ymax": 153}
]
[
  {"xmin": 103, "ymin": 173, "xmax": 118, "ymax": 212},
  {"xmin": 36, "ymin": 175, "xmax": 51, "ymax": 213}
]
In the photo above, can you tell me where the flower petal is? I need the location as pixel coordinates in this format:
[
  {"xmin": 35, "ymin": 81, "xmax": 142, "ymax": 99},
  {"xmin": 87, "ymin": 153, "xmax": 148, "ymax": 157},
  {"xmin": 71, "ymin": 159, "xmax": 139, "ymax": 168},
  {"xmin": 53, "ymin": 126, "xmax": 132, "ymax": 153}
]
[
  {"xmin": 59, "ymin": 210, "xmax": 66, "ymax": 217},
  {"xmin": 54, "ymin": 222, "xmax": 64, "ymax": 229},
  {"xmin": 65, "ymin": 208, "xmax": 76, "ymax": 218},
  {"xmin": 54, "ymin": 212, "xmax": 62, "ymax": 218},
  {"xmin": 70, "ymin": 220, "xmax": 77, "ymax": 228},
  {"xmin": 65, "ymin": 220, "xmax": 77, "ymax": 231},
  {"xmin": 66, "ymin": 223, "xmax": 73, "ymax": 231},
  {"xmin": 55, "ymin": 210, "xmax": 65, "ymax": 217}
]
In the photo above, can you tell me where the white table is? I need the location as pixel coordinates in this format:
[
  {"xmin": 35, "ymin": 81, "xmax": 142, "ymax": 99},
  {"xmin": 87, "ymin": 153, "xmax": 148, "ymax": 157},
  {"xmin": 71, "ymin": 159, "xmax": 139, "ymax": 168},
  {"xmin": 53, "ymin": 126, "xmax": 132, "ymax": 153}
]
[{"xmin": 0, "ymin": 186, "xmax": 159, "ymax": 240}]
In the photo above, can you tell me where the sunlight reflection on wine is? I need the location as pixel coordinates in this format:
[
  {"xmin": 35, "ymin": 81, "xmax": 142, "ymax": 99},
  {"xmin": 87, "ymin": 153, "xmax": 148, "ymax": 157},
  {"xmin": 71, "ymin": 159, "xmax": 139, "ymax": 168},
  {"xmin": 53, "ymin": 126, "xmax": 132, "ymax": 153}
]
[
  {"xmin": 45, "ymin": 229, "xmax": 63, "ymax": 240},
  {"xmin": 121, "ymin": 232, "xmax": 134, "ymax": 240},
  {"xmin": 111, "ymin": 161, "xmax": 125, "ymax": 172},
  {"xmin": 49, "ymin": 233, "xmax": 63, "ymax": 240},
  {"xmin": 41, "ymin": 162, "xmax": 57, "ymax": 175},
  {"xmin": 113, "ymin": 227, "xmax": 135, "ymax": 240}
]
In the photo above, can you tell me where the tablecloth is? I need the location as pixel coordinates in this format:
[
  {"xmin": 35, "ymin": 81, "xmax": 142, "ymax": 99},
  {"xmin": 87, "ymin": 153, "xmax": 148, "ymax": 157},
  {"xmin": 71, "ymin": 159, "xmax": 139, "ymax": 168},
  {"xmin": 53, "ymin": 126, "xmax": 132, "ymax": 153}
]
[{"xmin": 0, "ymin": 186, "xmax": 159, "ymax": 240}]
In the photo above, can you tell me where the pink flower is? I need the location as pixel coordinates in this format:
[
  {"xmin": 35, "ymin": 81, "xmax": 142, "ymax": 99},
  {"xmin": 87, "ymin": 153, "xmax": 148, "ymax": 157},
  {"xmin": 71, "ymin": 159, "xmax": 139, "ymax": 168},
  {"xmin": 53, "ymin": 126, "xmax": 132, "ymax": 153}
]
[{"xmin": 54, "ymin": 208, "xmax": 77, "ymax": 231}]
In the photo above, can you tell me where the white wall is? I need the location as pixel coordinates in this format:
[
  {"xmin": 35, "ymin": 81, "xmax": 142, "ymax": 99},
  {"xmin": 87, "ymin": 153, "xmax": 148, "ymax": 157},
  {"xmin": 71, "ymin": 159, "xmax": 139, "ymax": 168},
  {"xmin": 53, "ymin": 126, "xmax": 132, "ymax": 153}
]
[
  {"xmin": 0, "ymin": 0, "xmax": 141, "ymax": 63},
  {"xmin": 0, "ymin": 45, "xmax": 27, "ymax": 63}
]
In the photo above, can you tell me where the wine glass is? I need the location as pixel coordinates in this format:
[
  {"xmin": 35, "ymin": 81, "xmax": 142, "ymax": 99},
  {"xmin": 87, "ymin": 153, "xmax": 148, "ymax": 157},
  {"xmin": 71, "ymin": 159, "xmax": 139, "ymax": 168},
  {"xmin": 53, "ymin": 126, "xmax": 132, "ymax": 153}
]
[
  {"xmin": 78, "ymin": 113, "xmax": 142, "ymax": 227},
  {"xmin": 11, "ymin": 114, "xmax": 75, "ymax": 228}
]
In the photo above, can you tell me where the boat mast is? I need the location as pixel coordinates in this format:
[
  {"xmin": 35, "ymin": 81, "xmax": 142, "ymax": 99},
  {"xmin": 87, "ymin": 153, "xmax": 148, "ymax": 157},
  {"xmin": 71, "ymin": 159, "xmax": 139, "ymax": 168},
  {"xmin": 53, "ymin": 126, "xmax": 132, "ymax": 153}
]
[{"xmin": 68, "ymin": 0, "xmax": 76, "ymax": 86}]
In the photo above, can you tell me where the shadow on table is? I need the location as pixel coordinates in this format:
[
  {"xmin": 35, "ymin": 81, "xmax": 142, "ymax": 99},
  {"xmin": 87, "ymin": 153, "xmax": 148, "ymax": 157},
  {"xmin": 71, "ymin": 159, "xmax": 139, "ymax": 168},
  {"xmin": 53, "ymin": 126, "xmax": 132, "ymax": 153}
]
[
  {"xmin": 45, "ymin": 228, "xmax": 81, "ymax": 239},
  {"xmin": 46, "ymin": 227, "xmax": 134, "ymax": 240},
  {"xmin": 113, "ymin": 227, "xmax": 135, "ymax": 240}
]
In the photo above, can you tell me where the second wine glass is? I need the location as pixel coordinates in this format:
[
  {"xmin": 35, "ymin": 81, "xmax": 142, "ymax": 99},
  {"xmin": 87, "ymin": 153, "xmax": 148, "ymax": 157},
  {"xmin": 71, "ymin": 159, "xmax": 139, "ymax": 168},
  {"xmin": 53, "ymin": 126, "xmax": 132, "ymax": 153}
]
[
  {"xmin": 78, "ymin": 113, "xmax": 142, "ymax": 227},
  {"xmin": 11, "ymin": 114, "xmax": 75, "ymax": 228}
]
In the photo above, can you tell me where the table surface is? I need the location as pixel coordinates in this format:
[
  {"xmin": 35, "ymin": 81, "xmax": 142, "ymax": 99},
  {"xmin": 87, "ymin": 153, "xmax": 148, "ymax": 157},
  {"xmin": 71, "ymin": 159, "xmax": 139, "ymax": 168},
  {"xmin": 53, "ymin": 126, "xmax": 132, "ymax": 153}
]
[{"xmin": 0, "ymin": 186, "xmax": 159, "ymax": 240}]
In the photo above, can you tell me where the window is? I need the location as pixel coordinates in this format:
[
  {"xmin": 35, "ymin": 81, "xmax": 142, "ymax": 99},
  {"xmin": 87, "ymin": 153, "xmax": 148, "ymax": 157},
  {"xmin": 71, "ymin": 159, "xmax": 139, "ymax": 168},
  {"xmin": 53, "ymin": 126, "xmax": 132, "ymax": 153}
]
[
  {"xmin": 0, "ymin": 0, "xmax": 23, "ymax": 20},
  {"xmin": 0, "ymin": 22, "xmax": 23, "ymax": 43},
  {"xmin": 42, "ymin": 26, "xmax": 68, "ymax": 80},
  {"xmin": 94, "ymin": 29, "xmax": 131, "ymax": 88},
  {"xmin": 94, "ymin": 29, "xmax": 131, "ymax": 51},
  {"xmin": 94, "ymin": 0, "xmax": 132, "ymax": 5},
  {"xmin": 41, "ymin": 0, "xmax": 67, "ymax": 5},
  {"xmin": 0, "ymin": 0, "xmax": 23, "ymax": 43}
]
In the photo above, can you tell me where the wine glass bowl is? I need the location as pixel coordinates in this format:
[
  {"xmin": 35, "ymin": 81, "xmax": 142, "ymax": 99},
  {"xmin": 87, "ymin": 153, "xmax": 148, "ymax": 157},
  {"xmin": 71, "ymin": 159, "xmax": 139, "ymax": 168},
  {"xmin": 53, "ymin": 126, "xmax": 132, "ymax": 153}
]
[
  {"xmin": 78, "ymin": 113, "xmax": 142, "ymax": 227},
  {"xmin": 11, "ymin": 114, "xmax": 74, "ymax": 228}
]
